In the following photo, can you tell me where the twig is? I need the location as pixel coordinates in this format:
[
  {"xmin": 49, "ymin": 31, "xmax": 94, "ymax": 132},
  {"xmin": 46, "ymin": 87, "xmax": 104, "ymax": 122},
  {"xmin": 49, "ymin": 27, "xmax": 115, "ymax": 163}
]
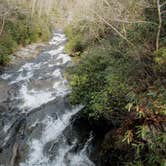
[
  {"xmin": 90, "ymin": 9, "xmax": 134, "ymax": 46},
  {"xmin": 114, "ymin": 19, "xmax": 158, "ymax": 26},
  {"xmin": 161, "ymin": 10, "xmax": 166, "ymax": 15},
  {"xmin": 0, "ymin": 16, "xmax": 5, "ymax": 36},
  {"xmin": 160, "ymin": 1, "xmax": 166, "ymax": 8},
  {"xmin": 156, "ymin": 0, "xmax": 162, "ymax": 51}
]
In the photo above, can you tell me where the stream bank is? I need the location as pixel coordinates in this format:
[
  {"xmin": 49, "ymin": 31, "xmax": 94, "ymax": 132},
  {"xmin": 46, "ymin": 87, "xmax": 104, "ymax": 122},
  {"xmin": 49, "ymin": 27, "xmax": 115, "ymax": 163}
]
[{"xmin": 0, "ymin": 32, "xmax": 95, "ymax": 166}]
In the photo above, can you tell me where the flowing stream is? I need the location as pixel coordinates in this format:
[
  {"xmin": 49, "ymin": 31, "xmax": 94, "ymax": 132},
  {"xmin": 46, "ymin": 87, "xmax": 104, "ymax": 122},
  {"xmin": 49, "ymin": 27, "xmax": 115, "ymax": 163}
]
[{"xmin": 0, "ymin": 32, "xmax": 95, "ymax": 166}]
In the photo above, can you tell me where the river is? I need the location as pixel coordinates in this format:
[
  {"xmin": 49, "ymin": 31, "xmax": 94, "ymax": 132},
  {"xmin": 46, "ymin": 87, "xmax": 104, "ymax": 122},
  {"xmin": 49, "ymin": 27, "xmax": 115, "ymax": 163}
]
[{"xmin": 0, "ymin": 32, "xmax": 95, "ymax": 166}]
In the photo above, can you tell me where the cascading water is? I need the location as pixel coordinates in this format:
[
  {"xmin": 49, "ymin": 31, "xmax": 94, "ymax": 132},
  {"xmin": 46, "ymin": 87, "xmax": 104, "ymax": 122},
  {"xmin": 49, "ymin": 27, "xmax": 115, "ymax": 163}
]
[{"xmin": 0, "ymin": 32, "xmax": 95, "ymax": 166}]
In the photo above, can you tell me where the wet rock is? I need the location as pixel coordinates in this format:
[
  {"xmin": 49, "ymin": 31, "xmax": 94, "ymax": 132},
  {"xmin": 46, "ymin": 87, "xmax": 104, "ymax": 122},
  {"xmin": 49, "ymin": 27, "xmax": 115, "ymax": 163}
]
[
  {"xmin": 0, "ymin": 32, "xmax": 95, "ymax": 166},
  {"xmin": 4, "ymin": 43, "xmax": 46, "ymax": 67},
  {"xmin": 13, "ymin": 43, "xmax": 46, "ymax": 60},
  {"xmin": 10, "ymin": 143, "xmax": 19, "ymax": 166},
  {"xmin": 0, "ymin": 81, "xmax": 9, "ymax": 103},
  {"xmin": 0, "ymin": 104, "xmax": 8, "ymax": 112}
]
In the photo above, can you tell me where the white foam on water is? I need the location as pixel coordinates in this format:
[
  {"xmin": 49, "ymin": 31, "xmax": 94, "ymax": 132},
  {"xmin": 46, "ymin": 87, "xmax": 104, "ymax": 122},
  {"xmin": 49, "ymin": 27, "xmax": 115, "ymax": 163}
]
[
  {"xmin": 19, "ymin": 85, "xmax": 55, "ymax": 111},
  {"xmin": 18, "ymin": 62, "xmax": 42, "ymax": 73},
  {"xmin": 53, "ymin": 80, "xmax": 71, "ymax": 96},
  {"xmin": 69, "ymin": 134, "xmax": 95, "ymax": 166},
  {"xmin": 2, "ymin": 134, "xmax": 11, "ymax": 147},
  {"xmin": 2, "ymin": 124, "xmax": 12, "ymax": 147},
  {"xmin": 18, "ymin": 63, "xmax": 34, "ymax": 72},
  {"xmin": 10, "ymin": 71, "xmax": 33, "ymax": 85},
  {"xmin": 49, "ymin": 133, "xmax": 94, "ymax": 166},
  {"xmin": 3, "ymin": 123, "xmax": 11, "ymax": 133},
  {"xmin": 47, "ymin": 45, "xmax": 64, "ymax": 57},
  {"xmin": 52, "ymin": 142, "xmax": 76, "ymax": 166},
  {"xmin": 20, "ymin": 106, "xmax": 83, "ymax": 166},
  {"xmin": 28, "ymin": 119, "xmax": 40, "ymax": 129},
  {"xmin": 0, "ymin": 73, "xmax": 13, "ymax": 80},
  {"xmin": 1, "ymin": 63, "xmax": 42, "ymax": 84},
  {"xmin": 53, "ymin": 81, "xmax": 61, "ymax": 89},
  {"xmin": 69, "ymin": 153, "xmax": 95, "ymax": 166},
  {"xmin": 9, "ymin": 63, "xmax": 43, "ymax": 84},
  {"xmin": 56, "ymin": 53, "xmax": 71, "ymax": 64},
  {"xmin": 49, "ymin": 34, "xmax": 66, "ymax": 45},
  {"xmin": 48, "ymin": 64, "xmax": 54, "ymax": 68},
  {"xmin": 52, "ymin": 69, "xmax": 62, "ymax": 78},
  {"xmin": 19, "ymin": 79, "xmax": 70, "ymax": 112}
]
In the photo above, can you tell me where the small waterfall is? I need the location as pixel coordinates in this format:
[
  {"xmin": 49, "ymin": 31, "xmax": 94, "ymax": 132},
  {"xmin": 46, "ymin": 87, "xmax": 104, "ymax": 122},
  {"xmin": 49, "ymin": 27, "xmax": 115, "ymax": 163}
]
[{"xmin": 0, "ymin": 32, "xmax": 94, "ymax": 166}]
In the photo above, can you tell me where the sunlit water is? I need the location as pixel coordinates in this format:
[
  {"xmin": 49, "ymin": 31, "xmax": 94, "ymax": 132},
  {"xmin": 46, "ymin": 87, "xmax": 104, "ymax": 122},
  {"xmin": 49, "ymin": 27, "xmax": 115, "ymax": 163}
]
[{"xmin": 0, "ymin": 32, "xmax": 94, "ymax": 166}]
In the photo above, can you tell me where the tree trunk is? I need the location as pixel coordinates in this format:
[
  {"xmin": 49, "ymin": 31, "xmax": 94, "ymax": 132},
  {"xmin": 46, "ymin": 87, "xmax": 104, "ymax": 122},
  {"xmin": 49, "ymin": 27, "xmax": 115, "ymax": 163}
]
[{"xmin": 156, "ymin": 0, "xmax": 162, "ymax": 51}]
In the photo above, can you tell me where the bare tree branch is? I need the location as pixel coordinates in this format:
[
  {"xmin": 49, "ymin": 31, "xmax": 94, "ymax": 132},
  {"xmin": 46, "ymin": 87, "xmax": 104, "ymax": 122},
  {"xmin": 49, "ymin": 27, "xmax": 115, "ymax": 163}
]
[
  {"xmin": 0, "ymin": 16, "xmax": 5, "ymax": 36},
  {"xmin": 0, "ymin": 10, "xmax": 9, "ymax": 36},
  {"xmin": 90, "ymin": 9, "xmax": 134, "ymax": 46},
  {"xmin": 114, "ymin": 19, "xmax": 158, "ymax": 25},
  {"xmin": 156, "ymin": 0, "xmax": 162, "ymax": 50},
  {"xmin": 160, "ymin": 1, "xmax": 166, "ymax": 8},
  {"xmin": 103, "ymin": 0, "xmax": 111, "ymax": 8},
  {"xmin": 161, "ymin": 10, "xmax": 166, "ymax": 15}
]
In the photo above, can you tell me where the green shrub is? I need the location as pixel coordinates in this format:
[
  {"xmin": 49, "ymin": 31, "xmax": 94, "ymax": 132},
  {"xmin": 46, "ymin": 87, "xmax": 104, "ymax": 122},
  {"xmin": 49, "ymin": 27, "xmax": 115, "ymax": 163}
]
[
  {"xmin": 154, "ymin": 48, "xmax": 166, "ymax": 65},
  {"xmin": 67, "ymin": 38, "xmax": 137, "ymax": 120},
  {"xmin": 0, "ymin": 8, "xmax": 51, "ymax": 65},
  {"xmin": 0, "ymin": 34, "xmax": 17, "ymax": 64},
  {"xmin": 64, "ymin": 22, "xmax": 89, "ymax": 56},
  {"xmin": 65, "ymin": 35, "xmax": 85, "ymax": 56},
  {"xmin": 67, "ymin": 24, "xmax": 166, "ymax": 165},
  {"xmin": 0, "ymin": 55, "xmax": 10, "ymax": 65},
  {"xmin": 64, "ymin": 25, "xmax": 75, "ymax": 39},
  {"xmin": 0, "ymin": 34, "xmax": 18, "ymax": 53}
]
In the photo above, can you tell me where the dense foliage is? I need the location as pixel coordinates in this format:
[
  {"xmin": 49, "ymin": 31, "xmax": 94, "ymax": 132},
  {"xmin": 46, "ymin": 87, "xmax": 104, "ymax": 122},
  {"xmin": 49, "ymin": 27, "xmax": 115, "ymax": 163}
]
[{"xmin": 65, "ymin": 2, "xmax": 166, "ymax": 165}]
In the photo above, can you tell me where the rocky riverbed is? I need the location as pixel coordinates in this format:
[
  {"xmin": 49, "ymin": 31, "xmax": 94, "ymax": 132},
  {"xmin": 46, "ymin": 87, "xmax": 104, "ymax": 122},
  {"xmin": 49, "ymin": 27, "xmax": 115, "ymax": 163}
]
[{"xmin": 0, "ymin": 32, "xmax": 95, "ymax": 166}]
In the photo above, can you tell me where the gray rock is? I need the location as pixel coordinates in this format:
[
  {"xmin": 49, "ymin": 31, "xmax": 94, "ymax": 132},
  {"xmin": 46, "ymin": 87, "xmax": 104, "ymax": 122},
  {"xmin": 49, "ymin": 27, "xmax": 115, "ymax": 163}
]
[
  {"xmin": 11, "ymin": 43, "xmax": 46, "ymax": 65},
  {"xmin": 0, "ymin": 81, "xmax": 9, "ymax": 103}
]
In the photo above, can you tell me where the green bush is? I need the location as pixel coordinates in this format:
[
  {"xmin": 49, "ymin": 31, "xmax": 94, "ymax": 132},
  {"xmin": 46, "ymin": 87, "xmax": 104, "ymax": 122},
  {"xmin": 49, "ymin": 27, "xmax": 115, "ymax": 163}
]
[
  {"xmin": 68, "ymin": 39, "xmax": 137, "ymax": 120},
  {"xmin": 0, "ymin": 55, "xmax": 10, "ymax": 65},
  {"xmin": 64, "ymin": 25, "xmax": 76, "ymax": 39},
  {"xmin": 0, "ymin": 34, "xmax": 17, "ymax": 64},
  {"xmin": 67, "ymin": 21, "xmax": 166, "ymax": 164},
  {"xmin": 0, "ymin": 8, "xmax": 51, "ymax": 65},
  {"xmin": 154, "ymin": 48, "xmax": 166, "ymax": 65},
  {"xmin": 65, "ymin": 35, "xmax": 85, "ymax": 56},
  {"xmin": 64, "ymin": 23, "xmax": 89, "ymax": 56},
  {"xmin": 0, "ymin": 34, "xmax": 18, "ymax": 53}
]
